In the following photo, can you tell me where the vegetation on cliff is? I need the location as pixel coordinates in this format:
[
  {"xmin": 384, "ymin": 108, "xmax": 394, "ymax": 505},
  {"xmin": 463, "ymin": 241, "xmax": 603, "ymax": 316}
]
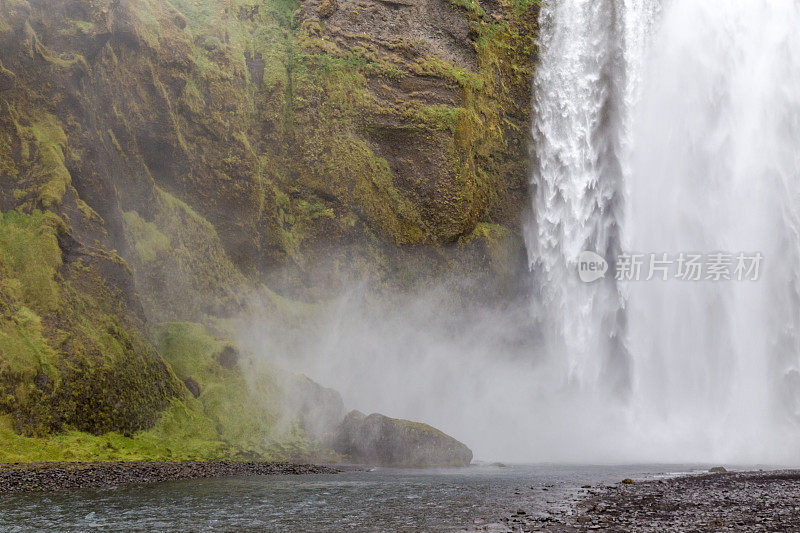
[
  {"xmin": 0, "ymin": 321, "xmax": 340, "ymax": 462},
  {"xmin": 0, "ymin": 210, "xmax": 182, "ymax": 438},
  {"xmin": 0, "ymin": 0, "xmax": 538, "ymax": 460}
]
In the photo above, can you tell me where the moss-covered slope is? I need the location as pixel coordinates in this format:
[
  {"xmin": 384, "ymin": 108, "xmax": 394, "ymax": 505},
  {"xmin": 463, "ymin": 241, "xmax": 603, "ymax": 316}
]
[
  {"xmin": 0, "ymin": 0, "xmax": 538, "ymax": 459},
  {"xmin": 0, "ymin": 321, "xmax": 341, "ymax": 462}
]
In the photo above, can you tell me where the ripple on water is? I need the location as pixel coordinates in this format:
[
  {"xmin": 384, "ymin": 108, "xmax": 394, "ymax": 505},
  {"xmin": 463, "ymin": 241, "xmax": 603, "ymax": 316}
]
[{"xmin": 0, "ymin": 464, "xmax": 707, "ymax": 532}]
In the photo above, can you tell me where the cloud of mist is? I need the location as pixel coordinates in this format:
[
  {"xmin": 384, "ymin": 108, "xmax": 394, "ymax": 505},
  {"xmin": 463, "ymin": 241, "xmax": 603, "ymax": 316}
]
[
  {"xmin": 231, "ymin": 268, "xmax": 800, "ymax": 465},
  {"xmin": 233, "ymin": 277, "xmax": 635, "ymax": 463}
]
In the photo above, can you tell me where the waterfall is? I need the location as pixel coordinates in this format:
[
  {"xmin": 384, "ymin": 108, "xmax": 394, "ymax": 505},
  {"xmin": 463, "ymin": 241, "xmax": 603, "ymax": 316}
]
[
  {"xmin": 525, "ymin": 0, "xmax": 659, "ymax": 394},
  {"xmin": 525, "ymin": 0, "xmax": 629, "ymax": 393},
  {"xmin": 528, "ymin": 0, "xmax": 800, "ymax": 462}
]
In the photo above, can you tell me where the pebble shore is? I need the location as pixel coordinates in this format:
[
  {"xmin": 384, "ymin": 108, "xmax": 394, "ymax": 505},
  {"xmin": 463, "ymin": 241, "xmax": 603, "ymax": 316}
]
[
  {"xmin": 0, "ymin": 461, "xmax": 339, "ymax": 493},
  {"xmin": 493, "ymin": 470, "xmax": 800, "ymax": 532}
]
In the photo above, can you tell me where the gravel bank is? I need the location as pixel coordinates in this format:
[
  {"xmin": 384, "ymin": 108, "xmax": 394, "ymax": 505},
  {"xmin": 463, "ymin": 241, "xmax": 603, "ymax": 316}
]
[
  {"xmin": 0, "ymin": 461, "xmax": 340, "ymax": 493},
  {"xmin": 491, "ymin": 470, "xmax": 800, "ymax": 532}
]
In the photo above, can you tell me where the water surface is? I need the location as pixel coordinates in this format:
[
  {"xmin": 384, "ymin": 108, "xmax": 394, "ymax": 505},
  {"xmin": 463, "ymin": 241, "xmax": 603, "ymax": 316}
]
[{"xmin": 0, "ymin": 464, "xmax": 710, "ymax": 531}]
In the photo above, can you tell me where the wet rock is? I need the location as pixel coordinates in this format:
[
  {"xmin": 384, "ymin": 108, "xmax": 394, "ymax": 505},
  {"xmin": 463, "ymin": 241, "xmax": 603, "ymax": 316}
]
[
  {"xmin": 0, "ymin": 462, "xmax": 340, "ymax": 493},
  {"xmin": 34, "ymin": 371, "xmax": 53, "ymax": 392},
  {"xmin": 709, "ymin": 466, "xmax": 727, "ymax": 473},
  {"xmin": 330, "ymin": 410, "xmax": 472, "ymax": 467},
  {"xmin": 217, "ymin": 345, "xmax": 239, "ymax": 369},
  {"xmin": 0, "ymin": 63, "xmax": 15, "ymax": 92},
  {"xmin": 523, "ymin": 470, "xmax": 800, "ymax": 532},
  {"xmin": 317, "ymin": 0, "xmax": 338, "ymax": 19},
  {"xmin": 183, "ymin": 377, "xmax": 201, "ymax": 398}
]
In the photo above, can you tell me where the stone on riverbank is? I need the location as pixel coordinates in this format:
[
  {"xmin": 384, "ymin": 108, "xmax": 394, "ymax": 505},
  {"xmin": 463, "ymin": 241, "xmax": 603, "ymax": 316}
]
[
  {"xmin": 330, "ymin": 411, "xmax": 472, "ymax": 467},
  {"xmin": 0, "ymin": 462, "xmax": 339, "ymax": 493}
]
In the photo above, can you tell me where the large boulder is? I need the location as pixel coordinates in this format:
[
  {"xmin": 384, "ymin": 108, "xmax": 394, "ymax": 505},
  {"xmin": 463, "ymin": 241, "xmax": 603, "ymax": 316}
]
[{"xmin": 330, "ymin": 410, "xmax": 472, "ymax": 467}]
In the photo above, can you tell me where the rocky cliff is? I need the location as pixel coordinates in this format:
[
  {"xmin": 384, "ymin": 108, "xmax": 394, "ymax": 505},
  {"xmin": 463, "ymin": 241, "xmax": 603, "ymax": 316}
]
[{"xmin": 0, "ymin": 0, "xmax": 537, "ymax": 460}]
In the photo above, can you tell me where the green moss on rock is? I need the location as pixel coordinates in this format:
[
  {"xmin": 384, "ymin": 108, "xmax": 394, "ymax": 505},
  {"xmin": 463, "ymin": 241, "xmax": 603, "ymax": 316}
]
[
  {"xmin": 0, "ymin": 210, "xmax": 62, "ymax": 313},
  {"xmin": 0, "ymin": 210, "xmax": 183, "ymax": 437},
  {"xmin": 121, "ymin": 187, "xmax": 248, "ymax": 324},
  {"xmin": 330, "ymin": 410, "xmax": 473, "ymax": 467}
]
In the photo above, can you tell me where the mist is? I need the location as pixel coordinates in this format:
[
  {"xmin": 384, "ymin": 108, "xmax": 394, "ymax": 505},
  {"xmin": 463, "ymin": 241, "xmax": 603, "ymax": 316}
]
[{"xmin": 231, "ymin": 262, "xmax": 800, "ymax": 465}]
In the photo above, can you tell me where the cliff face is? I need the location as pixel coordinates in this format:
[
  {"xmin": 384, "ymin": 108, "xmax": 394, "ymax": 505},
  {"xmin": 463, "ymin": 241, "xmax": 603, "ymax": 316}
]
[{"xmin": 0, "ymin": 0, "xmax": 537, "ymax": 457}]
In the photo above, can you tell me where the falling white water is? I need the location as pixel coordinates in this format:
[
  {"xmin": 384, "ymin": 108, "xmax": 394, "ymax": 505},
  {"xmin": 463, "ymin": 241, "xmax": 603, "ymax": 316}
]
[
  {"xmin": 625, "ymin": 0, "xmax": 800, "ymax": 462},
  {"xmin": 525, "ymin": 0, "xmax": 631, "ymax": 393},
  {"xmin": 530, "ymin": 0, "xmax": 800, "ymax": 463}
]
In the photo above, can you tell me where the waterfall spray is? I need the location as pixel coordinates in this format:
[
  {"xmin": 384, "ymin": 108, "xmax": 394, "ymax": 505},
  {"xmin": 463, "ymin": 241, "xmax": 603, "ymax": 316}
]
[{"xmin": 625, "ymin": 0, "xmax": 800, "ymax": 462}]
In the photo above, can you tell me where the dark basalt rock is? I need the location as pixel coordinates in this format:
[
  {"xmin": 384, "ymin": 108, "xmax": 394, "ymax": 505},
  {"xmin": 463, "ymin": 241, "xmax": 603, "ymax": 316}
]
[
  {"xmin": 217, "ymin": 346, "xmax": 239, "ymax": 370},
  {"xmin": 0, "ymin": 63, "xmax": 14, "ymax": 92},
  {"xmin": 0, "ymin": 462, "xmax": 340, "ymax": 493},
  {"xmin": 522, "ymin": 470, "xmax": 800, "ymax": 531},
  {"xmin": 330, "ymin": 410, "xmax": 472, "ymax": 467},
  {"xmin": 183, "ymin": 377, "xmax": 201, "ymax": 399}
]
